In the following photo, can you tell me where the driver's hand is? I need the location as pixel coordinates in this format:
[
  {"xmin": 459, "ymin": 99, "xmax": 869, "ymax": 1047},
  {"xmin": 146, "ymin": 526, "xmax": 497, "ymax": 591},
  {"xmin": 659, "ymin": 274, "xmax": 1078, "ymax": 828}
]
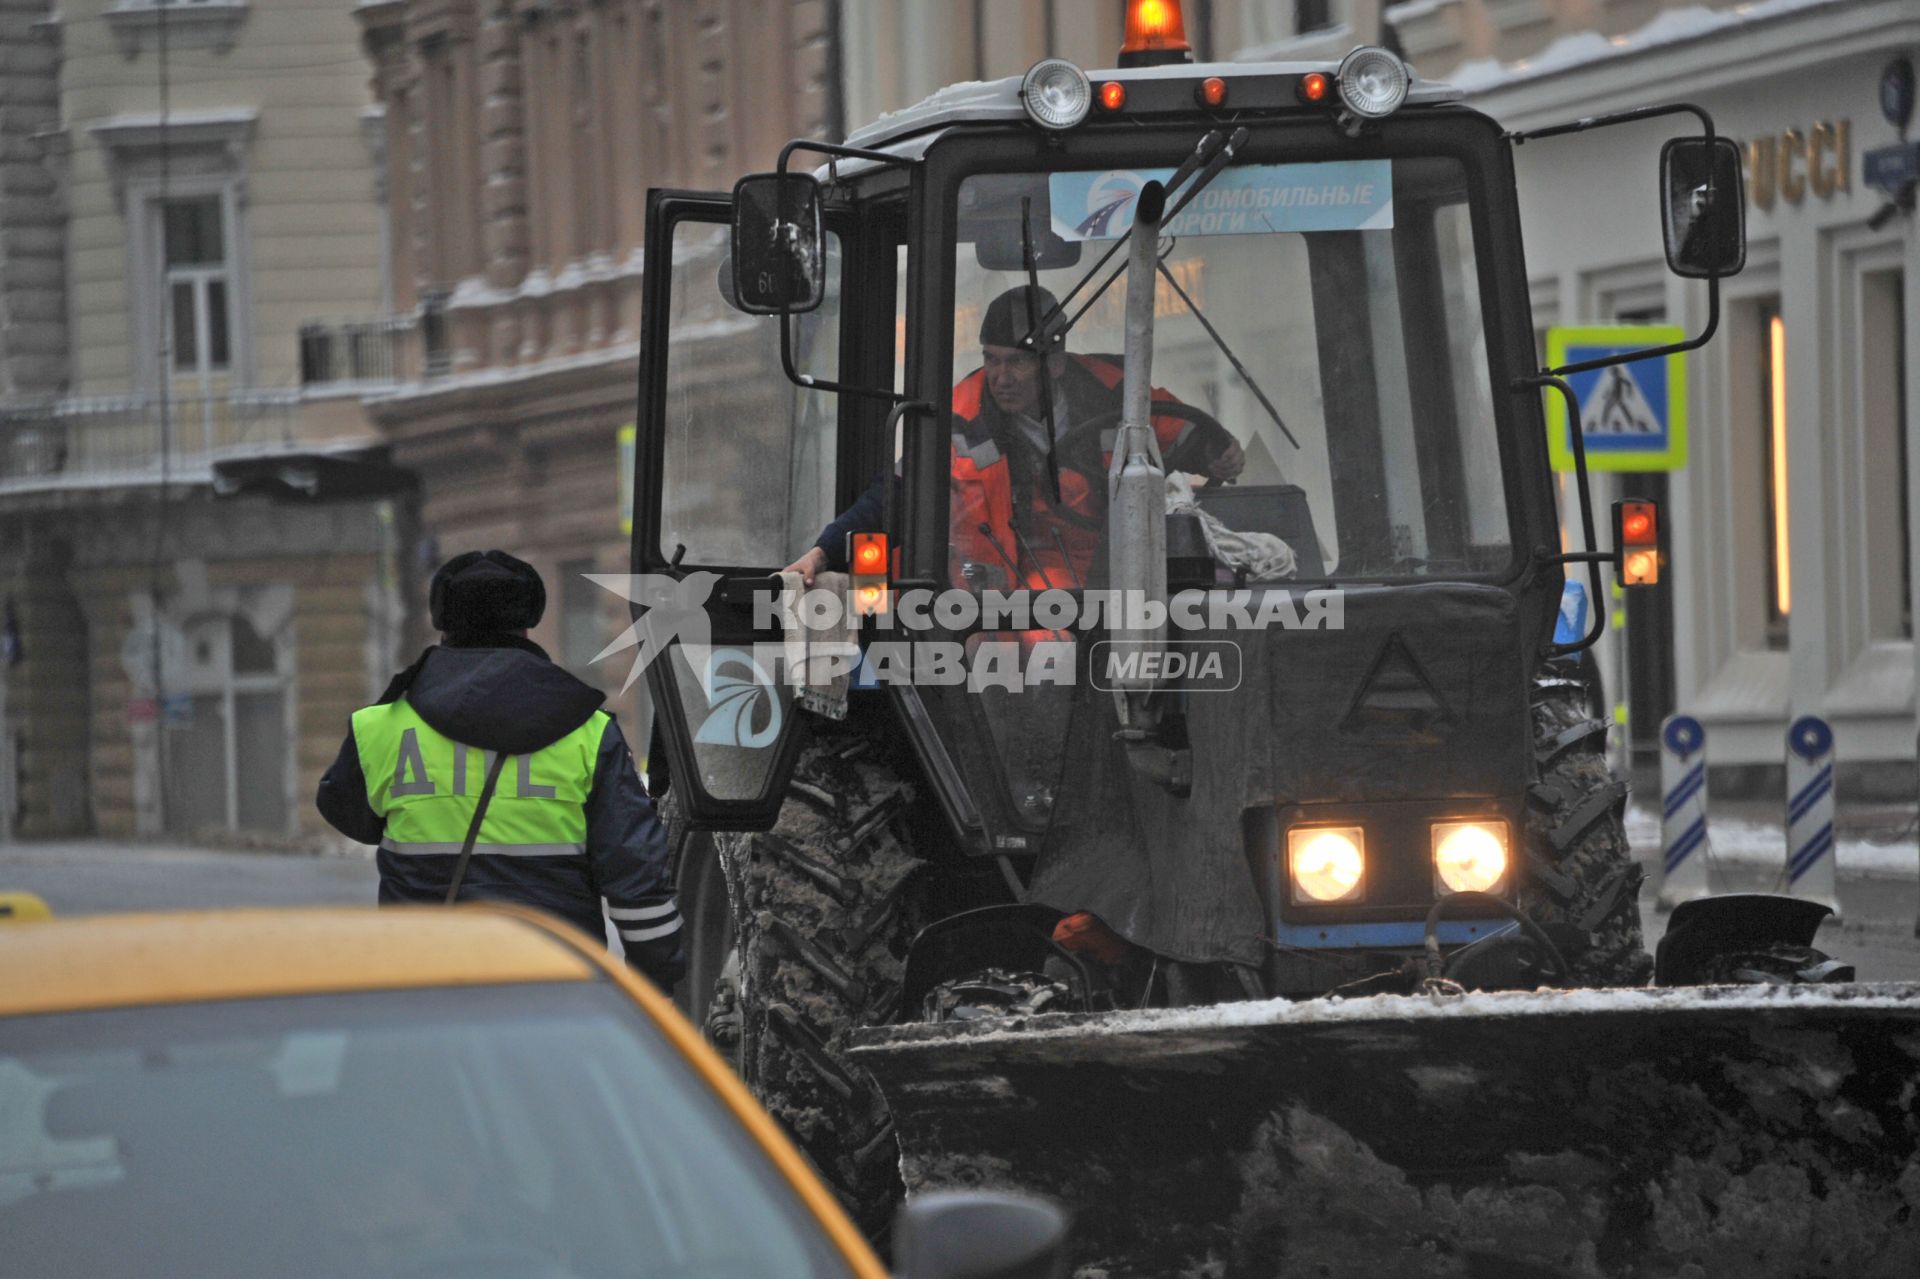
[
  {"xmin": 1207, "ymin": 441, "xmax": 1245, "ymax": 482},
  {"xmin": 782, "ymin": 546, "xmax": 829, "ymax": 586}
]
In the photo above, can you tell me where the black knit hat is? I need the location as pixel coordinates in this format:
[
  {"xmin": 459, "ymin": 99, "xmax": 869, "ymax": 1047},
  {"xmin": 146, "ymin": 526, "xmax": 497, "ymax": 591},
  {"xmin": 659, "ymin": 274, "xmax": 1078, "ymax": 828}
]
[
  {"xmin": 979, "ymin": 285, "xmax": 1065, "ymax": 352},
  {"xmin": 429, "ymin": 550, "xmax": 546, "ymax": 637}
]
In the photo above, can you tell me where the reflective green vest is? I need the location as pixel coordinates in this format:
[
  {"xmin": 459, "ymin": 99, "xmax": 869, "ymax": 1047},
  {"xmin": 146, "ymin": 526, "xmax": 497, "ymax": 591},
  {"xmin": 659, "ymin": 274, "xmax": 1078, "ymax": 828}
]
[{"xmin": 352, "ymin": 699, "xmax": 608, "ymax": 853}]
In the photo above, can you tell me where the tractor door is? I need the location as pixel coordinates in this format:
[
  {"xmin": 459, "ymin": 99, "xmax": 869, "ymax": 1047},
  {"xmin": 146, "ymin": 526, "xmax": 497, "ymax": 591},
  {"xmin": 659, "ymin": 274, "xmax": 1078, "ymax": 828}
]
[{"xmin": 631, "ymin": 189, "xmax": 854, "ymax": 829}]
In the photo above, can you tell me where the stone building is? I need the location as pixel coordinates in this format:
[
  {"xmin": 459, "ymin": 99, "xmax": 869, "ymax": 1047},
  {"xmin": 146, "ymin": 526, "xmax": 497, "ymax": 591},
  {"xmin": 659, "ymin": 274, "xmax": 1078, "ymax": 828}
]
[
  {"xmin": 0, "ymin": 0, "xmax": 397, "ymax": 843},
  {"xmin": 354, "ymin": 0, "xmax": 840, "ymax": 736}
]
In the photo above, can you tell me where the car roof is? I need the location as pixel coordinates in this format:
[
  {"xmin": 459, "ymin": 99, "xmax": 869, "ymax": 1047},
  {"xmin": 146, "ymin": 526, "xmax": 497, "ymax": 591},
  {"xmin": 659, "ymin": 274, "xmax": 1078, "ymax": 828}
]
[{"xmin": 0, "ymin": 906, "xmax": 598, "ymax": 1017}]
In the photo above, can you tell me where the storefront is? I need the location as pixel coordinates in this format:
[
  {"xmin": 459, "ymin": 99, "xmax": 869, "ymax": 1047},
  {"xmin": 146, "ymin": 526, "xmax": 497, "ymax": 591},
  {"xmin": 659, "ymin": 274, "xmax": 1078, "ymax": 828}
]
[{"xmin": 1460, "ymin": 0, "xmax": 1919, "ymax": 773}]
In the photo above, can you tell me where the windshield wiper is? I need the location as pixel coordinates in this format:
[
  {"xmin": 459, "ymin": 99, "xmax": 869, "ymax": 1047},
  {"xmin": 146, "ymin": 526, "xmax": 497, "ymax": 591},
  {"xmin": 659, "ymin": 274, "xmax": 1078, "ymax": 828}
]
[
  {"xmin": 1153, "ymin": 249, "xmax": 1300, "ymax": 451},
  {"xmin": 1023, "ymin": 127, "xmax": 1251, "ymax": 347},
  {"xmin": 1020, "ymin": 195, "xmax": 1064, "ymax": 504},
  {"xmin": 1015, "ymin": 128, "xmax": 1239, "ymax": 349}
]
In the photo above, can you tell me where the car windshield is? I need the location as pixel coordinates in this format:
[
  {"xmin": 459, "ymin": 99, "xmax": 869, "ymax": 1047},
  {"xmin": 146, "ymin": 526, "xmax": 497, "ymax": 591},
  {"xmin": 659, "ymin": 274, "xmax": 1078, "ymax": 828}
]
[
  {"xmin": 0, "ymin": 983, "xmax": 855, "ymax": 1279},
  {"xmin": 948, "ymin": 153, "xmax": 1508, "ymax": 588}
]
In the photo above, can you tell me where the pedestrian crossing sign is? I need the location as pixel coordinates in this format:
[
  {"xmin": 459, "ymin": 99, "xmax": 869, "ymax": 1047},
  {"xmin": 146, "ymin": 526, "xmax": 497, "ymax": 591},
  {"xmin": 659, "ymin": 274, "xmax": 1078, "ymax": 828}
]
[{"xmin": 1544, "ymin": 326, "xmax": 1688, "ymax": 472}]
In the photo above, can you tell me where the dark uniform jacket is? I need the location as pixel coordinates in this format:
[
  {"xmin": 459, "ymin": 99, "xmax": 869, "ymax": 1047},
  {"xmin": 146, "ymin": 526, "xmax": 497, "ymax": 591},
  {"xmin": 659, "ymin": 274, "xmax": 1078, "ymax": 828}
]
[{"xmin": 316, "ymin": 636, "xmax": 685, "ymax": 992}]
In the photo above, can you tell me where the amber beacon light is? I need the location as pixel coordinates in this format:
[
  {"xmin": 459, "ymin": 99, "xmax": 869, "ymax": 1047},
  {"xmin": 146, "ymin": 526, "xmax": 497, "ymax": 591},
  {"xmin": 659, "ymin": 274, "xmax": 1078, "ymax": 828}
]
[{"xmin": 1120, "ymin": 0, "xmax": 1193, "ymax": 67}]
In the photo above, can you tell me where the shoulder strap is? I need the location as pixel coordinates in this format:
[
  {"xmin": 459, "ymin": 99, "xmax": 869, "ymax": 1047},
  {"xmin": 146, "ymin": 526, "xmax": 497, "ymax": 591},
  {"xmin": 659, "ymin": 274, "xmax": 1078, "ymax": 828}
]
[{"xmin": 444, "ymin": 751, "xmax": 510, "ymax": 905}]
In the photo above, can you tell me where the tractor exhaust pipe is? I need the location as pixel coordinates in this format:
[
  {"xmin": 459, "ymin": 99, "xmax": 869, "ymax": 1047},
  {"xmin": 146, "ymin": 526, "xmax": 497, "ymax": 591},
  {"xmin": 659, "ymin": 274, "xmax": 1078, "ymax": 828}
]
[{"xmin": 1107, "ymin": 179, "xmax": 1168, "ymax": 730}]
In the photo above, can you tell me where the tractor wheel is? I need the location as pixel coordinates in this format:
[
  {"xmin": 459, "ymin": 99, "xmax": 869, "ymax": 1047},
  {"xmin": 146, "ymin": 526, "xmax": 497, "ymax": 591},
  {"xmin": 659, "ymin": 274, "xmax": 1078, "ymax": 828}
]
[
  {"xmin": 1522, "ymin": 675, "xmax": 1654, "ymax": 987},
  {"xmin": 715, "ymin": 723, "xmax": 928, "ymax": 1236}
]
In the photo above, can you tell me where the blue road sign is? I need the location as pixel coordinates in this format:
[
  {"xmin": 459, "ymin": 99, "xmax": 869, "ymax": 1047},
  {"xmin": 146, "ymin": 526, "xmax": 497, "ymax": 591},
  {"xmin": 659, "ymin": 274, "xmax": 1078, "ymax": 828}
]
[{"xmin": 1545, "ymin": 326, "xmax": 1688, "ymax": 472}]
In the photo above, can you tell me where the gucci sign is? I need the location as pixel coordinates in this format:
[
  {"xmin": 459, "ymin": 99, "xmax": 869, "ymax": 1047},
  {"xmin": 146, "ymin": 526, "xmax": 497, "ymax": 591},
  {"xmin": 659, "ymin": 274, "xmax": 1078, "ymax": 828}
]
[{"xmin": 1741, "ymin": 120, "xmax": 1851, "ymax": 210}]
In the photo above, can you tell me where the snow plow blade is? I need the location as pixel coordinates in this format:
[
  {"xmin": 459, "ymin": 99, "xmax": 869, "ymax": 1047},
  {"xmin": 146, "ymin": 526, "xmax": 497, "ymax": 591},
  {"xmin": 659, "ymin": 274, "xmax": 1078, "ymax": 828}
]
[{"xmin": 850, "ymin": 983, "xmax": 1920, "ymax": 1278}]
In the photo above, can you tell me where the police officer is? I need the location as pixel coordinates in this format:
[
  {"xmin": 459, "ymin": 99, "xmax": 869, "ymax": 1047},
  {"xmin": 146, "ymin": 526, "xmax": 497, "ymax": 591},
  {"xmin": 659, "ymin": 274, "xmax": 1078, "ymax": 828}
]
[
  {"xmin": 784, "ymin": 284, "xmax": 1243, "ymax": 587},
  {"xmin": 316, "ymin": 550, "xmax": 684, "ymax": 993}
]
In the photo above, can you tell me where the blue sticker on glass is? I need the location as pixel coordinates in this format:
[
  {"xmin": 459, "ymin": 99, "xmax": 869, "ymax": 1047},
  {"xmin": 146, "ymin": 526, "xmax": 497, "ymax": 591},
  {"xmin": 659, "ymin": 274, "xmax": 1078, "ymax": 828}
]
[{"xmin": 1049, "ymin": 161, "xmax": 1394, "ymax": 241}]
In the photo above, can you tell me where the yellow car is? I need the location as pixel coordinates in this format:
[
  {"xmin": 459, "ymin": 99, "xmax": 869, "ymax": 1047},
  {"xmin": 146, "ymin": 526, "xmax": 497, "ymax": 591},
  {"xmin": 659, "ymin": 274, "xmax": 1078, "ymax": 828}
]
[{"xmin": 0, "ymin": 905, "xmax": 1064, "ymax": 1279}]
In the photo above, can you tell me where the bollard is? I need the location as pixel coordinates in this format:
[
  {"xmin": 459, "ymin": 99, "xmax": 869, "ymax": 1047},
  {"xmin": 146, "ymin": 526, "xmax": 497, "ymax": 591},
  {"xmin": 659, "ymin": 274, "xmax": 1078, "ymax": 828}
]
[
  {"xmin": 1656, "ymin": 714, "xmax": 1711, "ymax": 910},
  {"xmin": 1784, "ymin": 715, "xmax": 1840, "ymax": 918}
]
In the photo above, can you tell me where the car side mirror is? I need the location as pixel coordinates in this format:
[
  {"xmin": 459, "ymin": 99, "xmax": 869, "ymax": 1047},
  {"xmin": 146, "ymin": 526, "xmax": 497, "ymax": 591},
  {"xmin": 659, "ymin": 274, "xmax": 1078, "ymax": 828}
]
[
  {"xmin": 893, "ymin": 1190, "xmax": 1071, "ymax": 1279},
  {"xmin": 730, "ymin": 172, "xmax": 824, "ymax": 314},
  {"xmin": 1660, "ymin": 136, "xmax": 1746, "ymax": 279}
]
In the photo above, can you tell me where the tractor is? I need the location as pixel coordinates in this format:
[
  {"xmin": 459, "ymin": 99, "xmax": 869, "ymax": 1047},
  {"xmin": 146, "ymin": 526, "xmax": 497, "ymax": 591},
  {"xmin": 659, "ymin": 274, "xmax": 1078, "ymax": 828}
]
[{"xmin": 629, "ymin": 6, "xmax": 1920, "ymax": 1273}]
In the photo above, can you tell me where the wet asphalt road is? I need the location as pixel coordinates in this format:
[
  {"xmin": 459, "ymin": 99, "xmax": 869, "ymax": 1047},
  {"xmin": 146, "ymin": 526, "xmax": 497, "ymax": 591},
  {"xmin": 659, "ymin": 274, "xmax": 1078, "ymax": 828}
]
[{"xmin": 5, "ymin": 834, "xmax": 1918, "ymax": 978}]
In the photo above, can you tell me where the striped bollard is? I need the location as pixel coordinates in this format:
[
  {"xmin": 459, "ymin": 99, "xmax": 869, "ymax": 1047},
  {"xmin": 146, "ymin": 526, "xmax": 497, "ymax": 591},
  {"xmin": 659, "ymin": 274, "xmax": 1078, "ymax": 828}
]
[
  {"xmin": 1785, "ymin": 715, "xmax": 1839, "ymax": 918},
  {"xmin": 1656, "ymin": 714, "xmax": 1711, "ymax": 910}
]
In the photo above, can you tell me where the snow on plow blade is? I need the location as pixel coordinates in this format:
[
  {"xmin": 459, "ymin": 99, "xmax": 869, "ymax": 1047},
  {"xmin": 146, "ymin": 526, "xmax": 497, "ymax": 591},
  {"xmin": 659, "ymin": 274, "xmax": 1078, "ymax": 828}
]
[{"xmin": 850, "ymin": 983, "xmax": 1920, "ymax": 1278}]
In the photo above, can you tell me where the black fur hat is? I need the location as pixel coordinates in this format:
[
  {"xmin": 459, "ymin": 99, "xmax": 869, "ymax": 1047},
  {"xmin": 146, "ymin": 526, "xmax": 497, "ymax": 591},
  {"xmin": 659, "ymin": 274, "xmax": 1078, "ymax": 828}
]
[{"xmin": 429, "ymin": 550, "xmax": 546, "ymax": 637}]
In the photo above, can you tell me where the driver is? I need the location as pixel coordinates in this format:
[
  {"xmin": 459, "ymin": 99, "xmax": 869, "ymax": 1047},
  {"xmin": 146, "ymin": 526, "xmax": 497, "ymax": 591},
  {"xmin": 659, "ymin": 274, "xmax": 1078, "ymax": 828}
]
[{"xmin": 783, "ymin": 284, "xmax": 1244, "ymax": 590}]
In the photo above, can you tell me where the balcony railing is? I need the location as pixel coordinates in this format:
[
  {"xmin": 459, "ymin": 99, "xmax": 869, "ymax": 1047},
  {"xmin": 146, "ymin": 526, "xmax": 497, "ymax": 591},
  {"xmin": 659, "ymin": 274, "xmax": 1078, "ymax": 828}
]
[
  {"xmin": 298, "ymin": 316, "xmax": 415, "ymax": 387},
  {"xmin": 0, "ymin": 391, "xmax": 302, "ymax": 491}
]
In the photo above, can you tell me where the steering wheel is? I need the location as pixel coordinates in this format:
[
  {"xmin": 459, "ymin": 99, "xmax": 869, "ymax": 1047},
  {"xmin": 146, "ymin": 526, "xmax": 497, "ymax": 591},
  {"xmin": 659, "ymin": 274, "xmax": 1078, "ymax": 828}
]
[{"xmin": 1054, "ymin": 401, "xmax": 1240, "ymax": 487}]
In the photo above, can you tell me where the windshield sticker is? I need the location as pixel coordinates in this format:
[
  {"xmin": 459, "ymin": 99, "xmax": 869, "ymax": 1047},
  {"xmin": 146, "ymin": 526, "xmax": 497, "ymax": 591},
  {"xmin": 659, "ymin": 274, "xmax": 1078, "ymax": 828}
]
[{"xmin": 1049, "ymin": 161, "xmax": 1393, "ymax": 240}]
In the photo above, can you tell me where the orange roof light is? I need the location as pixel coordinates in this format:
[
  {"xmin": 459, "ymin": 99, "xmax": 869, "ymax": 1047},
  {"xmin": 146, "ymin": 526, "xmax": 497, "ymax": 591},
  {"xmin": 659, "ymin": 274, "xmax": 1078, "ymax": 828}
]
[
  {"xmin": 1198, "ymin": 76, "xmax": 1228, "ymax": 108},
  {"xmin": 1299, "ymin": 72, "xmax": 1331, "ymax": 104},
  {"xmin": 1120, "ymin": 0, "xmax": 1192, "ymax": 67},
  {"xmin": 1099, "ymin": 80, "xmax": 1127, "ymax": 111}
]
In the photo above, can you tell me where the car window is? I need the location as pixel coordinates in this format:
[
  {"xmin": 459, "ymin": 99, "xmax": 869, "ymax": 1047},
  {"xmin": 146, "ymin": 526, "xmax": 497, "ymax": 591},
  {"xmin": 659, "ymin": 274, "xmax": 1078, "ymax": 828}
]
[{"xmin": 0, "ymin": 983, "xmax": 855, "ymax": 1279}]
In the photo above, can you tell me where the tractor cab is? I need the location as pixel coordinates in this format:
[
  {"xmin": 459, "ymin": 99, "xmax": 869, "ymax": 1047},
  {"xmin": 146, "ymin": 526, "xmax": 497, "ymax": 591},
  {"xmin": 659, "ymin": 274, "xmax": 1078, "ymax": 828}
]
[{"xmin": 633, "ymin": 16, "xmax": 1740, "ymax": 997}]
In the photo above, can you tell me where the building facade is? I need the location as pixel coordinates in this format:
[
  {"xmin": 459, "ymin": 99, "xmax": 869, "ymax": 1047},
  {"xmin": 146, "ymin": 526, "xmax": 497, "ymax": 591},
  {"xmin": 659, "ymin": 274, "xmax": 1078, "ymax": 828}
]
[
  {"xmin": 354, "ymin": 0, "xmax": 839, "ymax": 742},
  {"xmin": 1411, "ymin": 0, "xmax": 1919, "ymax": 782},
  {"xmin": 0, "ymin": 0, "xmax": 398, "ymax": 843}
]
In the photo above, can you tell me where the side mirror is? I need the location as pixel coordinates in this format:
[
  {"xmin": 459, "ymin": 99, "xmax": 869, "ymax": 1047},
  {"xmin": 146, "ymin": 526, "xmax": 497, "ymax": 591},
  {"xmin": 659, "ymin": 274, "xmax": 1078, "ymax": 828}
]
[
  {"xmin": 893, "ymin": 1190, "xmax": 1071, "ymax": 1279},
  {"xmin": 1660, "ymin": 136, "xmax": 1746, "ymax": 279},
  {"xmin": 731, "ymin": 172, "xmax": 825, "ymax": 315}
]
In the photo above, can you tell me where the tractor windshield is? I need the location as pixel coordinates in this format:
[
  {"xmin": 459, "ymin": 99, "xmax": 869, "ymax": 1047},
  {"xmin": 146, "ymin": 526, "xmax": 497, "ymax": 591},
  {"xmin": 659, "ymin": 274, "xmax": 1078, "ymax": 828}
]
[
  {"xmin": 947, "ymin": 154, "xmax": 1508, "ymax": 589},
  {"xmin": 942, "ymin": 153, "xmax": 1510, "ymax": 831}
]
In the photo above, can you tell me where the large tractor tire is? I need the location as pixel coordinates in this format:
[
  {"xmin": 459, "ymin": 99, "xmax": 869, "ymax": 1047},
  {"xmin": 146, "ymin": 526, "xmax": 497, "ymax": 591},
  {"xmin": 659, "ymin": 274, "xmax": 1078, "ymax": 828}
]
[
  {"xmin": 1521, "ymin": 674, "xmax": 1654, "ymax": 987},
  {"xmin": 711, "ymin": 724, "xmax": 928, "ymax": 1235}
]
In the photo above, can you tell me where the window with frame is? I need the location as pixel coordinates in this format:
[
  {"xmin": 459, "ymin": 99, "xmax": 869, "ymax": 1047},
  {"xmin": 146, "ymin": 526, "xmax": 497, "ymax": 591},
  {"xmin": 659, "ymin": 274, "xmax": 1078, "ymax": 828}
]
[{"xmin": 162, "ymin": 195, "xmax": 233, "ymax": 376}]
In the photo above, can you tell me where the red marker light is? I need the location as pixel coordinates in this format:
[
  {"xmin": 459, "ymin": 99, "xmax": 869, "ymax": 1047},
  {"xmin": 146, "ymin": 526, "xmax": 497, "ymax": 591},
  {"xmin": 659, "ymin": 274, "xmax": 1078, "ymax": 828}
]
[
  {"xmin": 1299, "ymin": 71, "xmax": 1330, "ymax": 104},
  {"xmin": 1621, "ymin": 510, "xmax": 1653, "ymax": 543},
  {"xmin": 1099, "ymin": 80, "xmax": 1127, "ymax": 111},
  {"xmin": 1198, "ymin": 76, "xmax": 1228, "ymax": 108}
]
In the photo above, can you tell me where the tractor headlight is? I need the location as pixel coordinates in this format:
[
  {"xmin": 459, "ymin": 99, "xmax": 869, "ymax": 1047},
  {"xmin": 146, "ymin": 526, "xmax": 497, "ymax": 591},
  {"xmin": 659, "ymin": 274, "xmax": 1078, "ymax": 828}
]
[
  {"xmin": 1022, "ymin": 59, "xmax": 1092, "ymax": 131},
  {"xmin": 1336, "ymin": 46, "xmax": 1410, "ymax": 120},
  {"xmin": 1432, "ymin": 821, "xmax": 1509, "ymax": 895},
  {"xmin": 1288, "ymin": 826, "xmax": 1366, "ymax": 903}
]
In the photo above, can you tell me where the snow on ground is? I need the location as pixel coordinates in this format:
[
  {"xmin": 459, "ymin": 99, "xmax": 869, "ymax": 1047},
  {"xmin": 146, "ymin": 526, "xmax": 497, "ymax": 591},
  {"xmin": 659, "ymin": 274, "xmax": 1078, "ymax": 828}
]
[{"xmin": 1625, "ymin": 804, "xmax": 1920, "ymax": 878}]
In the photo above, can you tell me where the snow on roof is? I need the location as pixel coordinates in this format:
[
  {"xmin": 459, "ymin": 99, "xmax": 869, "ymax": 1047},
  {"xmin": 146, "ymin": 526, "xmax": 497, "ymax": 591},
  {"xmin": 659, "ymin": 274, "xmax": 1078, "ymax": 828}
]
[{"xmin": 1440, "ymin": 0, "xmax": 1856, "ymax": 95}]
